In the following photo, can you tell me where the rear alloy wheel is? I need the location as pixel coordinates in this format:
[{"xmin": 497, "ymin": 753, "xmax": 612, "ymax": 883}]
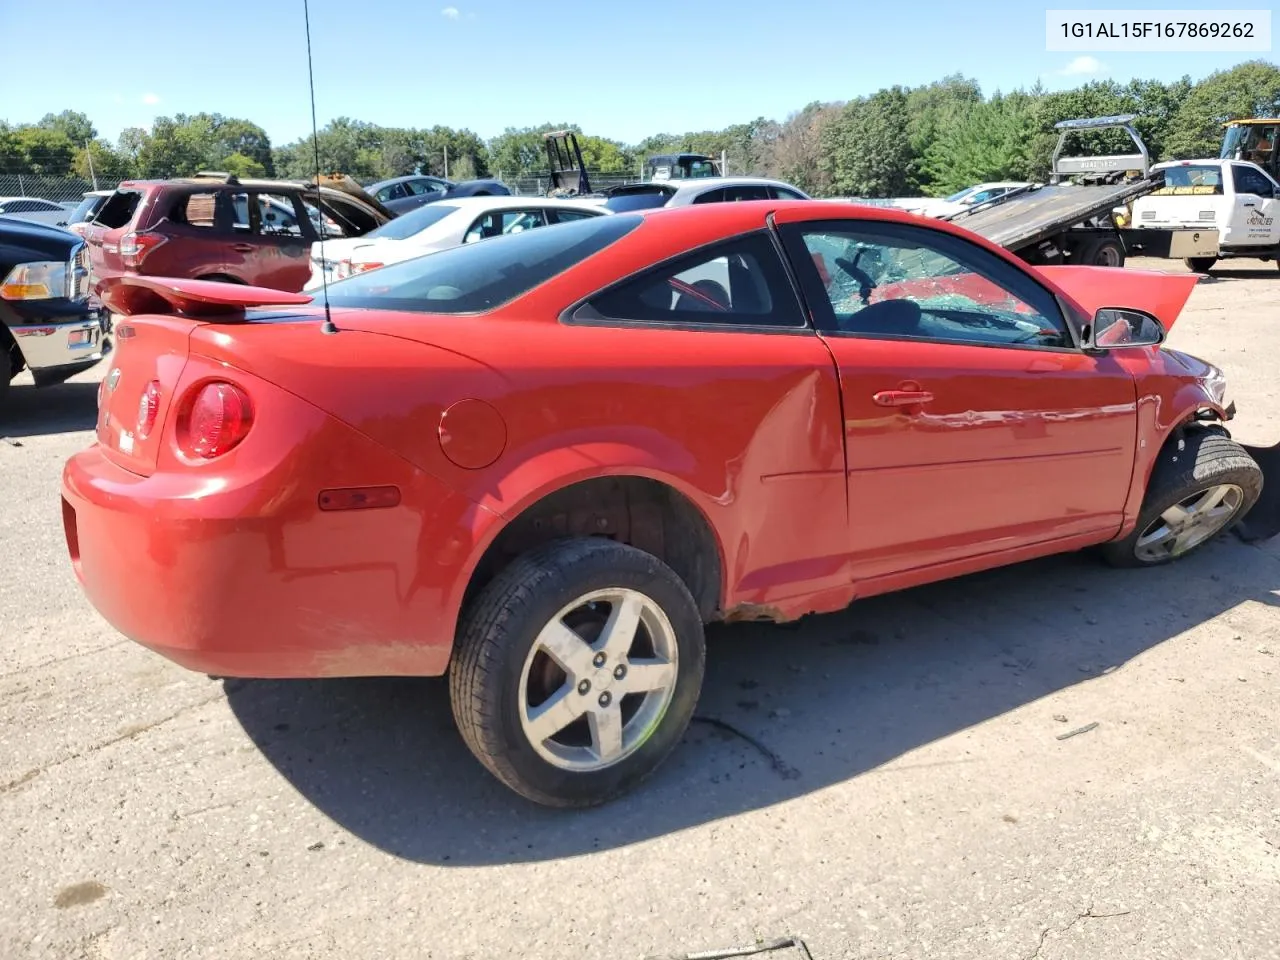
[
  {"xmin": 1185, "ymin": 257, "xmax": 1218, "ymax": 274},
  {"xmin": 1102, "ymin": 430, "xmax": 1261, "ymax": 567},
  {"xmin": 449, "ymin": 538, "xmax": 705, "ymax": 807}
]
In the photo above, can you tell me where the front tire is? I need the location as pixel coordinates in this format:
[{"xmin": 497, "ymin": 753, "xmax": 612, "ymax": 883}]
[
  {"xmin": 449, "ymin": 538, "xmax": 706, "ymax": 807},
  {"xmin": 1102, "ymin": 429, "xmax": 1261, "ymax": 568},
  {"xmin": 1185, "ymin": 257, "xmax": 1217, "ymax": 274}
]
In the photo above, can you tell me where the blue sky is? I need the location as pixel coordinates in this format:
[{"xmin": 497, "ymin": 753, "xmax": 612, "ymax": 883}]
[{"xmin": 0, "ymin": 0, "xmax": 1271, "ymax": 146}]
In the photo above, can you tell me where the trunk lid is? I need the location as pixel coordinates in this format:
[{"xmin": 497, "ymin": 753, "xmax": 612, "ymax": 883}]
[
  {"xmin": 94, "ymin": 277, "xmax": 316, "ymax": 476},
  {"xmin": 95, "ymin": 315, "xmax": 195, "ymax": 476}
]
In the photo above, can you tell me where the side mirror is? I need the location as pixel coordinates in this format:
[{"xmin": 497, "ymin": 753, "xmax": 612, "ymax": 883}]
[{"xmin": 1082, "ymin": 307, "xmax": 1165, "ymax": 352}]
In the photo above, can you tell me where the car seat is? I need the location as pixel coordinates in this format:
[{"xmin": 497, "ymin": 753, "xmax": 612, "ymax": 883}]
[{"xmin": 843, "ymin": 297, "xmax": 922, "ymax": 336}]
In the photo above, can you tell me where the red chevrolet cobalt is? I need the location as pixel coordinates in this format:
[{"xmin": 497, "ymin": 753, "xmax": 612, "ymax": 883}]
[{"xmin": 63, "ymin": 201, "xmax": 1279, "ymax": 807}]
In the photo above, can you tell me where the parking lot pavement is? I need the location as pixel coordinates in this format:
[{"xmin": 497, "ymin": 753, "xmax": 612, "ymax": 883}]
[{"xmin": 3, "ymin": 259, "xmax": 1279, "ymax": 960}]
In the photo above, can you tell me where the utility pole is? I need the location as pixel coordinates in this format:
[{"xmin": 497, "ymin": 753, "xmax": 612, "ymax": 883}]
[
  {"xmin": 443, "ymin": 145, "xmax": 449, "ymax": 179},
  {"xmin": 720, "ymin": 149, "xmax": 727, "ymax": 176},
  {"xmin": 85, "ymin": 140, "xmax": 99, "ymax": 189}
]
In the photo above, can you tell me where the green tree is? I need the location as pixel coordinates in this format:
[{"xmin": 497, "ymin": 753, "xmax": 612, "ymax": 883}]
[
  {"xmin": 1165, "ymin": 60, "xmax": 1280, "ymax": 158},
  {"xmin": 222, "ymin": 152, "xmax": 267, "ymax": 177},
  {"xmin": 921, "ymin": 89, "xmax": 1041, "ymax": 193},
  {"xmin": 905, "ymin": 74, "xmax": 983, "ymax": 192},
  {"xmin": 819, "ymin": 87, "xmax": 913, "ymax": 197},
  {"xmin": 74, "ymin": 139, "xmax": 133, "ymax": 182},
  {"xmin": 10, "ymin": 126, "xmax": 76, "ymax": 175},
  {"xmin": 37, "ymin": 110, "xmax": 96, "ymax": 148}
]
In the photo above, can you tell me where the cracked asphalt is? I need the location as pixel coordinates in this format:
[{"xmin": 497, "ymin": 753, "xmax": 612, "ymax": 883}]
[{"xmin": 2, "ymin": 258, "xmax": 1279, "ymax": 960}]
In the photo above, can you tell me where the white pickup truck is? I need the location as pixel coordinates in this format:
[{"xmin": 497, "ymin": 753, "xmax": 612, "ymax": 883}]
[{"xmin": 1130, "ymin": 158, "xmax": 1279, "ymax": 273}]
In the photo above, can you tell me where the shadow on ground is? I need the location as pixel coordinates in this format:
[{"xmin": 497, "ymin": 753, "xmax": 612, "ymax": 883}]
[
  {"xmin": 225, "ymin": 536, "xmax": 1280, "ymax": 866},
  {"xmin": 0, "ymin": 380, "xmax": 99, "ymax": 439}
]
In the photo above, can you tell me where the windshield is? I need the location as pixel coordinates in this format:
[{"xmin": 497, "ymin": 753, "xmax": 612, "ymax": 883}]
[
  {"xmin": 325, "ymin": 212, "xmax": 641, "ymax": 314},
  {"xmin": 67, "ymin": 195, "xmax": 105, "ymax": 224},
  {"xmin": 943, "ymin": 186, "xmax": 978, "ymax": 203},
  {"xmin": 1155, "ymin": 165, "xmax": 1225, "ymax": 193},
  {"xmin": 1221, "ymin": 125, "xmax": 1249, "ymax": 159},
  {"xmin": 364, "ymin": 203, "xmax": 460, "ymax": 241}
]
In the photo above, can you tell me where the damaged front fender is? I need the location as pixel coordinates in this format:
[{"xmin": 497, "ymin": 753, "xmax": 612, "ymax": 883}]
[{"xmin": 1234, "ymin": 440, "xmax": 1280, "ymax": 543}]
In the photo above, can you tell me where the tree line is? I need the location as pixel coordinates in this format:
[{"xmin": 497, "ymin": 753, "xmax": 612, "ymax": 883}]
[{"xmin": 3, "ymin": 60, "xmax": 1278, "ymax": 198}]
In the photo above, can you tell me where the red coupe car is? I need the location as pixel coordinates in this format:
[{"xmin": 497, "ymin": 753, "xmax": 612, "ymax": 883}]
[{"xmin": 63, "ymin": 201, "xmax": 1279, "ymax": 807}]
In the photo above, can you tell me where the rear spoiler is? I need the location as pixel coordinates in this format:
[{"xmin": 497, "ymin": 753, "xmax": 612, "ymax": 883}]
[{"xmin": 97, "ymin": 276, "xmax": 314, "ymax": 319}]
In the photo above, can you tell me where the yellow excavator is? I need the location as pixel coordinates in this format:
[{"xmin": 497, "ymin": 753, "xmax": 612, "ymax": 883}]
[{"xmin": 1220, "ymin": 118, "xmax": 1279, "ymax": 179}]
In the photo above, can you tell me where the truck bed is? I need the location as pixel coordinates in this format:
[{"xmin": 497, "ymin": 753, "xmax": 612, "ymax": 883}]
[{"xmin": 948, "ymin": 180, "xmax": 1155, "ymax": 252}]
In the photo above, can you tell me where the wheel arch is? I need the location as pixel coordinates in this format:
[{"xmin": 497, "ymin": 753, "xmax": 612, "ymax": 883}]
[
  {"xmin": 452, "ymin": 463, "xmax": 727, "ymax": 633},
  {"xmin": 1122, "ymin": 390, "xmax": 1233, "ymax": 534}
]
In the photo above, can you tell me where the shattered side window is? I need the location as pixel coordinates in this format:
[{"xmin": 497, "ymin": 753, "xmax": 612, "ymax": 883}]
[{"xmin": 784, "ymin": 221, "xmax": 1072, "ymax": 349}]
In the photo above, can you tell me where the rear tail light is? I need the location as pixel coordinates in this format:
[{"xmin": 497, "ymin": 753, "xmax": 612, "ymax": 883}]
[
  {"xmin": 177, "ymin": 382, "xmax": 254, "ymax": 459},
  {"xmin": 136, "ymin": 380, "xmax": 161, "ymax": 439},
  {"xmin": 119, "ymin": 231, "xmax": 165, "ymax": 268},
  {"xmin": 351, "ymin": 261, "xmax": 384, "ymax": 275}
]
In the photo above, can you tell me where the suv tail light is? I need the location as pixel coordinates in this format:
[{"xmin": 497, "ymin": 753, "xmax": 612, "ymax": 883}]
[
  {"xmin": 177, "ymin": 382, "xmax": 254, "ymax": 459},
  {"xmin": 120, "ymin": 231, "xmax": 165, "ymax": 268},
  {"xmin": 136, "ymin": 380, "xmax": 161, "ymax": 439}
]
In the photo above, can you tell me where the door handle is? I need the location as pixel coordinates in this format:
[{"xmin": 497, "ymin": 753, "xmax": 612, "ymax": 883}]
[
  {"xmin": 873, "ymin": 389, "xmax": 934, "ymax": 407},
  {"xmin": 1026, "ymin": 358, "xmax": 1064, "ymax": 373},
  {"xmin": 230, "ymin": 243, "xmax": 254, "ymax": 253}
]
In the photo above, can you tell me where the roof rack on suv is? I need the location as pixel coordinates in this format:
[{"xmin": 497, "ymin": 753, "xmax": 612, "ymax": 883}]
[{"xmin": 193, "ymin": 171, "xmax": 240, "ymax": 184}]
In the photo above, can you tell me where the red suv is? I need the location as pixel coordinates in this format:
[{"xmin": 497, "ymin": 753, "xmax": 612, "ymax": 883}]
[{"xmin": 84, "ymin": 172, "xmax": 393, "ymax": 293}]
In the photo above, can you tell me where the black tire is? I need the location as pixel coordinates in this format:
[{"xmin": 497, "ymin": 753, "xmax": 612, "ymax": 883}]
[
  {"xmin": 0, "ymin": 343, "xmax": 11, "ymax": 414},
  {"xmin": 1101, "ymin": 429, "xmax": 1262, "ymax": 568},
  {"xmin": 1076, "ymin": 237, "xmax": 1125, "ymax": 267},
  {"xmin": 1185, "ymin": 257, "xmax": 1217, "ymax": 274},
  {"xmin": 449, "ymin": 537, "xmax": 706, "ymax": 807}
]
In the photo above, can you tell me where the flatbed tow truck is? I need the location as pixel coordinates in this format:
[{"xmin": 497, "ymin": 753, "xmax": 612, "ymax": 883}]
[{"xmin": 935, "ymin": 115, "xmax": 1219, "ymax": 268}]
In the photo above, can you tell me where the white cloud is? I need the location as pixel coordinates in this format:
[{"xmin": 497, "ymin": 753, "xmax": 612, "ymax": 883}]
[
  {"xmin": 142, "ymin": 92, "xmax": 161, "ymax": 105},
  {"xmin": 1060, "ymin": 55, "xmax": 1105, "ymax": 76},
  {"xmin": 441, "ymin": 6, "xmax": 459, "ymax": 18}
]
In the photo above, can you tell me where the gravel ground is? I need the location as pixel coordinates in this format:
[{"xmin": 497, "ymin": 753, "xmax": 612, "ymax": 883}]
[{"xmin": 2, "ymin": 258, "xmax": 1279, "ymax": 960}]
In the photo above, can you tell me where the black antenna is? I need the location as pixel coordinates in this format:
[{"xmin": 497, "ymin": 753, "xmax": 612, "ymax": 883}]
[{"xmin": 303, "ymin": 0, "xmax": 338, "ymax": 335}]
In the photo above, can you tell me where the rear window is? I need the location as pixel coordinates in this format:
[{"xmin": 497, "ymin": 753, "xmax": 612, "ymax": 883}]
[
  {"xmin": 365, "ymin": 203, "xmax": 460, "ymax": 241},
  {"xmin": 604, "ymin": 188, "xmax": 674, "ymax": 212},
  {"xmin": 324, "ymin": 212, "xmax": 642, "ymax": 314},
  {"xmin": 1154, "ymin": 165, "xmax": 1224, "ymax": 194},
  {"xmin": 95, "ymin": 190, "xmax": 143, "ymax": 229}
]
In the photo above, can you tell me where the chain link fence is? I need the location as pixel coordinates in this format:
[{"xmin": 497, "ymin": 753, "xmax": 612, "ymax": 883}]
[
  {"xmin": 0, "ymin": 175, "xmax": 124, "ymax": 204},
  {"xmin": 2, "ymin": 169, "xmax": 672, "ymax": 206}
]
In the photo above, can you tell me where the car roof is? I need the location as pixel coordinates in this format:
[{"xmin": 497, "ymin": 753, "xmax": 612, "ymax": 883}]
[
  {"xmin": 0, "ymin": 196, "xmax": 61, "ymax": 204},
  {"xmin": 666, "ymin": 176, "xmax": 801, "ymax": 192},
  {"xmin": 366, "ymin": 174, "xmax": 452, "ymax": 191},
  {"xmin": 1150, "ymin": 159, "xmax": 1227, "ymax": 170},
  {"xmin": 428, "ymin": 195, "xmax": 607, "ymax": 211}
]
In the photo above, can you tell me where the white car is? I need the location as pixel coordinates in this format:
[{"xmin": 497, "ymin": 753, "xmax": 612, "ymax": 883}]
[
  {"xmin": 305, "ymin": 195, "xmax": 608, "ymax": 289},
  {"xmin": 601, "ymin": 176, "xmax": 810, "ymax": 212},
  {"xmin": 882, "ymin": 182, "xmax": 1031, "ymax": 219},
  {"xmin": 0, "ymin": 196, "xmax": 73, "ymax": 227}
]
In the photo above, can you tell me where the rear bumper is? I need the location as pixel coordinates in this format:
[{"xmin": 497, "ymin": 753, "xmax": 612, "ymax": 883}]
[{"xmin": 61, "ymin": 440, "xmax": 488, "ymax": 679}]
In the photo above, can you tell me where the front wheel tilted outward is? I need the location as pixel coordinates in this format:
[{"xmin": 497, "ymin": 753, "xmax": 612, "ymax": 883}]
[
  {"xmin": 449, "ymin": 538, "xmax": 706, "ymax": 807},
  {"xmin": 1103, "ymin": 429, "xmax": 1262, "ymax": 568}
]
